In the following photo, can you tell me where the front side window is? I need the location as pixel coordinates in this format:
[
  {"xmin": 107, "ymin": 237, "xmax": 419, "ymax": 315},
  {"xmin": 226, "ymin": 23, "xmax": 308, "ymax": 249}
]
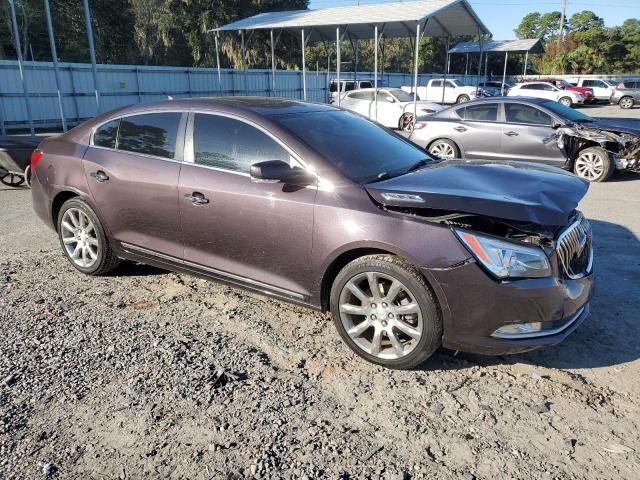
[
  {"xmin": 505, "ymin": 103, "xmax": 552, "ymax": 126},
  {"xmin": 359, "ymin": 81, "xmax": 373, "ymax": 89},
  {"xmin": 464, "ymin": 104, "xmax": 499, "ymax": 122},
  {"xmin": 349, "ymin": 91, "xmax": 374, "ymax": 101},
  {"xmin": 117, "ymin": 113, "xmax": 181, "ymax": 159},
  {"xmin": 445, "ymin": 81, "xmax": 456, "ymax": 88},
  {"xmin": 193, "ymin": 114, "xmax": 289, "ymax": 173},
  {"xmin": 93, "ymin": 119, "xmax": 119, "ymax": 148}
]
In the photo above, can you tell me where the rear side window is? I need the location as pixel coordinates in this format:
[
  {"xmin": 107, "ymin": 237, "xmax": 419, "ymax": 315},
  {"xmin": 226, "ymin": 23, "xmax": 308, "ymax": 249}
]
[
  {"xmin": 359, "ymin": 81, "xmax": 373, "ymax": 89},
  {"xmin": 93, "ymin": 120, "xmax": 119, "ymax": 148},
  {"xmin": 464, "ymin": 104, "xmax": 499, "ymax": 122},
  {"xmin": 193, "ymin": 114, "xmax": 289, "ymax": 173},
  {"xmin": 431, "ymin": 80, "xmax": 442, "ymax": 87},
  {"xmin": 117, "ymin": 113, "xmax": 181, "ymax": 159},
  {"xmin": 348, "ymin": 91, "xmax": 374, "ymax": 100},
  {"xmin": 505, "ymin": 103, "xmax": 552, "ymax": 126}
]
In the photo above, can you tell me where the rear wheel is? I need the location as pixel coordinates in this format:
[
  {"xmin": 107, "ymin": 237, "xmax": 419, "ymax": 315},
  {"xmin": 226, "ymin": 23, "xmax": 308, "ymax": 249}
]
[
  {"xmin": 330, "ymin": 255, "xmax": 442, "ymax": 369},
  {"xmin": 428, "ymin": 139, "xmax": 458, "ymax": 160},
  {"xmin": 559, "ymin": 96, "xmax": 573, "ymax": 107},
  {"xmin": 57, "ymin": 198, "xmax": 120, "ymax": 275},
  {"xmin": 573, "ymin": 146, "xmax": 613, "ymax": 182},
  {"xmin": 456, "ymin": 94, "xmax": 470, "ymax": 104},
  {"xmin": 619, "ymin": 96, "xmax": 634, "ymax": 109}
]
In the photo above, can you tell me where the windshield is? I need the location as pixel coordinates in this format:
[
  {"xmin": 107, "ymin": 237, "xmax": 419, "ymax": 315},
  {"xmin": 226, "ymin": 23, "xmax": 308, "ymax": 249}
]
[
  {"xmin": 387, "ymin": 89, "xmax": 414, "ymax": 102},
  {"xmin": 271, "ymin": 110, "xmax": 430, "ymax": 184},
  {"xmin": 541, "ymin": 100, "xmax": 594, "ymax": 122}
]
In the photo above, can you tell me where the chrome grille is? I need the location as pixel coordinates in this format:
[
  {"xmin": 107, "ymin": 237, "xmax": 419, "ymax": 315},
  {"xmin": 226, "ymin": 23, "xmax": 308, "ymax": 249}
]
[{"xmin": 556, "ymin": 213, "xmax": 593, "ymax": 279}]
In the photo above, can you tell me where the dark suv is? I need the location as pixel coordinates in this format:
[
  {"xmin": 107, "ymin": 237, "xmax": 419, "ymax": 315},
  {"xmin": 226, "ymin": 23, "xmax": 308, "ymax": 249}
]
[{"xmin": 31, "ymin": 98, "xmax": 594, "ymax": 369}]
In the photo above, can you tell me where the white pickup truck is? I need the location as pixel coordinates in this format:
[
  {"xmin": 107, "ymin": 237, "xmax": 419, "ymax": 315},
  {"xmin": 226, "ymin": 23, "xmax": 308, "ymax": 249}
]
[
  {"xmin": 573, "ymin": 78, "xmax": 617, "ymax": 102},
  {"xmin": 402, "ymin": 78, "xmax": 481, "ymax": 104}
]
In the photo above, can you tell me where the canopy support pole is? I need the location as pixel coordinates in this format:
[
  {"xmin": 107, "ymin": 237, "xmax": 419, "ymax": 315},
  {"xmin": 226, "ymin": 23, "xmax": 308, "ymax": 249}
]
[
  {"xmin": 214, "ymin": 33, "xmax": 222, "ymax": 96},
  {"xmin": 374, "ymin": 24, "xmax": 378, "ymax": 121},
  {"xmin": 465, "ymin": 53, "xmax": 469, "ymax": 77},
  {"xmin": 523, "ymin": 51, "xmax": 529, "ymax": 77},
  {"xmin": 9, "ymin": 0, "xmax": 35, "ymax": 135},
  {"xmin": 270, "ymin": 29, "xmax": 276, "ymax": 97},
  {"xmin": 301, "ymin": 28, "xmax": 307, "ymax": 100},
  {"xmin": 501, "ymin": 51, "xmax": 508, "ymax": 96},
  {"xmin": 484, "ymin": 52, "xmax": 488, "ymax": 79},
  {"xmin": 336, "ymin": 27, "xmax": 341, "ymax": 106},
  {"xmin": 44, "ymin": 0, "xmax": 66, "ymax": 131},
  {"xmin": 82, "ymin": 0, "xmax": 100, "ymax": 112},
  {"xmin": 413, "ymin": 22, "xmax": 420, "ymax": 121},
  {"xmin": 475, "ymin": 30, "xmax": 483, "ymax": 95},
  {"xmin": 240, "ymin": 30, "xmax": 246, "ymax": 96},
  {"xmin": 441, "ymin": 37, "xmax": 449, "ymax": 105}
]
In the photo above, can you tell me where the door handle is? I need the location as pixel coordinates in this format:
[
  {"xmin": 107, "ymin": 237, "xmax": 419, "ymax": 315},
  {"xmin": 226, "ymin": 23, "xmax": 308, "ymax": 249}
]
[
  {"xmin": 90, "ymin": 171, "xmax": 109, "ymax": 182},
  {"xmin": 454, "ymin": 126, "xmax": 467, "ymax": 132},
  {"xmin": 184, "ymin": 192, "xmax": 209, "ymax": 205},
  {"xmin": 504, "ymin": 131, "xmax": 519, "ymax": 137}
]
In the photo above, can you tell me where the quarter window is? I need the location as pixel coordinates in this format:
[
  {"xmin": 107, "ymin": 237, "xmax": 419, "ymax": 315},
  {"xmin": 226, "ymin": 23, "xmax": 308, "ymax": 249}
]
[
  {"xmin": 193, "ymin": 114, "xmax": 289, "ymax": 173},
  {"xmin": 117, "ymin": 113, "xmax": 181, "ymax": 159},
  {"xmin": 464, "ymin": 104, "xmax": 499, "ymax": 122},
  {"xmin": 505, "ymin": 103, "xmax": 552, "ymax": 126},
  {"xmin": 93, "ymin": 120, "xmax": 119, "ymax": 149}
]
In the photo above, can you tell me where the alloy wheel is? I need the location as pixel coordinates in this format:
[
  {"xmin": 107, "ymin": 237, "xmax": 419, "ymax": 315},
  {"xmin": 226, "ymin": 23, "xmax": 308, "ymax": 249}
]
[
  {"xmin": 338, "ymin": 272, "xmax": 423, "ymax": 360},
  {"xmin": 559, "ymin": 97, "xmax": 572, "ymax": 107},
  {"xmin": 620, "ymin": 97, "xmax": 633, "ymax": 109},
  {"xmin": 429, "ymin": 141, "xmax": 456, "ymax": 159},
  {"xmin": 575, "ymin": 151, "xmax": 605, "ymax": 181},
  {"xmin": 60, "ymin": 208, "xmax": 100, "ymax": 268}
]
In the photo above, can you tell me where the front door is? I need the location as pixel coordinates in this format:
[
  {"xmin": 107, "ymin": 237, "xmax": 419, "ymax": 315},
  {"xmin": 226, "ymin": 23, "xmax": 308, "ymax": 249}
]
[
  {"xmin": 501, "ymin": 102, "xmax": 566, "ymax": 165},
  {"xmin": 178, "ymin": 112, "xmax": 316, "ymax": 299},
  {"xmin": 83, "ymin": 112, "xmax": 185, "ymax": 257}
]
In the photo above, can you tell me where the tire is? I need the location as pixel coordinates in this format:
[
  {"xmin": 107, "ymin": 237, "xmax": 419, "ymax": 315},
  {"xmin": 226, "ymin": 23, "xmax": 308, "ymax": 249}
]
[
  {"xmin": 399, "ymin": 113, "xmax": 415, "ymax": 132},
  {"xmin": 23, "ymin": 165, "xmax": 32, "ymax": 188},
  {"xmin": 456, "ymin": 94, "xmax": 470, "ymax": 104},
  {"xmin": 559, "ymin": 96, "xmax": 573, "ymax": 107},
  {"xmin": 330, "ymin": 254, "xmax": 442, "ymax": 369},
  {"xmin": 619, "ymin": 96, "xmax": 634, "ymax": 110},
  {"xmin": 573, "ymin": 146, "xmax": 613, "ymax": 182},
  {"xmin": 57, "ymin": 198, "xmax": 120, "ymax": 275},
  {"xmin": 428, "ymin": 139, "xmax": 459, "ymax": 160}
]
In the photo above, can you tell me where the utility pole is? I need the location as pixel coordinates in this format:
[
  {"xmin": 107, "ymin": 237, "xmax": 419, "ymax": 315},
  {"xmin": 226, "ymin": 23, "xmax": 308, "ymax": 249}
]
[{"xmin": 558, "ymin": 0, "xmax": 568, "ymax": 42}]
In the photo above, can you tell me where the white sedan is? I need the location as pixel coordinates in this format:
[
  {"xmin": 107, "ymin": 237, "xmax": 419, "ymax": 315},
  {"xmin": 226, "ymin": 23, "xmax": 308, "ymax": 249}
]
[
  {"xmin": 340, "ymin": 88, "xmax": 444, "ymax": 131},
  {"xmin": 508, "ymin": 82, "xmax": 584, "ymax": 107}
]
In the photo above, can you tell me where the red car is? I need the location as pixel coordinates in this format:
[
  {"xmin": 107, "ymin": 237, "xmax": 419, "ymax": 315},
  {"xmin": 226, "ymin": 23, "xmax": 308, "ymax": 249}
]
[{"xmin": 525, "ymin": 78, "xmax": 595, "ymax": 104}]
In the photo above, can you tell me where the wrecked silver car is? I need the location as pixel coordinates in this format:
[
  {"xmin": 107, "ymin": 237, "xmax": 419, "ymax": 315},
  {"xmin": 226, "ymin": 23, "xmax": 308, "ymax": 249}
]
[{"xmin": 408, "ymin": 96, "xmax": 640, "ymax": 182}]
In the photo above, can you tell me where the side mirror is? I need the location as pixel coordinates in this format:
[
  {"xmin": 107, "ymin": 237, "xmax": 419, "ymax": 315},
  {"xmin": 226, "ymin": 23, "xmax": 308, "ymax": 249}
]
[
  {"xmin": 250, "ymin": 160, "xmax": 315, "ymax": 185},
  {"xmin": 385, "ymin": 96, "xmax": 396, "ymax": 103},
  {"xmin": 551, "ymin": 121, "xmax": 563, "ymax": 129}
]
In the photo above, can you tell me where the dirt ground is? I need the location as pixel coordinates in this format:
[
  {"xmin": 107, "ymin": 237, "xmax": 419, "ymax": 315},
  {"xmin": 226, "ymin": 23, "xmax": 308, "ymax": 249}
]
[{"xmin": 1, "ymin": 118, "xmax": 640, "ymax": 478}]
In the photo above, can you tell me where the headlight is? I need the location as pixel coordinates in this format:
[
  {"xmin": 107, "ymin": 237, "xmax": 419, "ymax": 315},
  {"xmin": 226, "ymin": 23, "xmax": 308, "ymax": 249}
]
[{"xmin": 454, "ymin": 229, "xmax": 552, "ymax": 279}]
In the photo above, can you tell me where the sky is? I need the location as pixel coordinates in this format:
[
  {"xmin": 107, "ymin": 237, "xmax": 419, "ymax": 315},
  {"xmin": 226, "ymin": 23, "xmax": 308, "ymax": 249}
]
[{"xmin": 308, "ymin": 0, "xmax": 640, "ymax": 40}]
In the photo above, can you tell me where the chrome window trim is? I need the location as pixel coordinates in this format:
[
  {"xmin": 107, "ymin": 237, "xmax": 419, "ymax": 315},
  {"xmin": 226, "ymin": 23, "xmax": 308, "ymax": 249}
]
[{"xmin": 89, "ymin": 110, "xmax": 186, "ymax": 162}]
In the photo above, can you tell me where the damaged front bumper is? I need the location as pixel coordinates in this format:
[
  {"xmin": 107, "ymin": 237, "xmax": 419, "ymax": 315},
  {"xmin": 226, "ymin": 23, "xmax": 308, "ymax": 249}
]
[{"xmin": 426, "ymin": 260, "xmax": 594, "ymax": 355}]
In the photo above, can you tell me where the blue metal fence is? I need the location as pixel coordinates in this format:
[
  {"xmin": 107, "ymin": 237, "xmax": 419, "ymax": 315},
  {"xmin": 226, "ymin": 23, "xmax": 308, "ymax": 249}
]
[{"xmin": 0, "ymin": 60, "xmax": 485, "ymax": 132}]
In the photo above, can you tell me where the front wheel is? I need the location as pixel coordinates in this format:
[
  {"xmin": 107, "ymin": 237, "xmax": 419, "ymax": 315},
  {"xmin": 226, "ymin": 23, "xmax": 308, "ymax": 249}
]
[
  {"xmin": 330, "ymin": 255, "xmax": 442, "ymax": 369},
  {"xmin": 619, "ymin": 96, "xmax": 634, "ymax": 109},
  {"xmin": 573, "ymin": 146, "xmax": 613, "ymax": 182},
  {"xmin": 456, "ymin": 94, "xmax": 470, "ymax": 104},
  {"xmin": 57, "ymin": 198, "xmax": 121, "ymax": 275},
  {"xmin": 559, "ymin": 96, "xmax": 573, "ymax": 107},
  {"xmin": 399, "ymin": 113, "xmax": 415, "ymax": 132}
]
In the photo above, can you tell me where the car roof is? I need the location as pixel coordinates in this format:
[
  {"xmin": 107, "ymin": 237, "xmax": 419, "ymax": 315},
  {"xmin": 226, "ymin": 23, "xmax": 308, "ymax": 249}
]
[
  {"xmin": 452, "ymin": 96, "xmax": 549, "ymax": 105},
  {"xmin": 102, "ymin": 97, "xmax": 338, "ymax": 118}
]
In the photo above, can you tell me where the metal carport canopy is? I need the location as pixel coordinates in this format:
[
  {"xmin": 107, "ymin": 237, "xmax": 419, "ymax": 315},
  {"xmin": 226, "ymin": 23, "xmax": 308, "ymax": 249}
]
[
  {"xmin": 448, "ymin": 39, "xmax": 545, "ymax": 55},
  {"xmin": 212, "ymin": 0, "xmax": 490, "ymax": 40}
]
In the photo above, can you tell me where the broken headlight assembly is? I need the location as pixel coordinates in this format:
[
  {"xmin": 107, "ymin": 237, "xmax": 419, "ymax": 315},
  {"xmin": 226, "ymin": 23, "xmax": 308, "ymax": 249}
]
[{"xmin": 454, "ymin": 229, "xmax": 552, "ymax": 280}]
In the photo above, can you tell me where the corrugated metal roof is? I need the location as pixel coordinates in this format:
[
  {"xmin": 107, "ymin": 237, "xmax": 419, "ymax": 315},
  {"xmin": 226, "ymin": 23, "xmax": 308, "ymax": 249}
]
[
  {"xmin": 211, "ymin": 0, "xmax": 490, "ymax": 40},
  {"xmin": 448, "ymin": 39, "xmax": 545, "ymax": 54}
]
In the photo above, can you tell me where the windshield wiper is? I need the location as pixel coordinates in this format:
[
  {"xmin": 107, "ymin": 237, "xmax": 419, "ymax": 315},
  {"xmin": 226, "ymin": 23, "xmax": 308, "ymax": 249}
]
[{"xmin": 404, "ymin": 158, "xmax": 431, "ymax": 174}]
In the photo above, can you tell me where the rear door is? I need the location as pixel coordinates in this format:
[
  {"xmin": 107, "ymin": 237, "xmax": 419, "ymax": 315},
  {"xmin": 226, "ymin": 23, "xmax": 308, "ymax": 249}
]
[
  {"xmin": 83, "ymin": 112, "xmax": 185, "ymax": 257},
  {"xmin": 178, "ymin": 112, "xmax": 316, "ymax": 299},
  {"xmin": 501, "ymin": 102, "xmax": 565, "ymax": 165},
  {"xmin": 454, "ymin": 103, "xmax": 503, "ymax": 159}
]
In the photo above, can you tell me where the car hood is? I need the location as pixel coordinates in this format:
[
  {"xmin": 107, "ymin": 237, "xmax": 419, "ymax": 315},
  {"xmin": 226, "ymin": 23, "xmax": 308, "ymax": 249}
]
[
  {"xmin": 587, "ymin": 118, "xmax": 640, "ymax": 136},
  {"xmin": 365, "ymin": 160, "xmax": 589, "ymax": 227}
]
